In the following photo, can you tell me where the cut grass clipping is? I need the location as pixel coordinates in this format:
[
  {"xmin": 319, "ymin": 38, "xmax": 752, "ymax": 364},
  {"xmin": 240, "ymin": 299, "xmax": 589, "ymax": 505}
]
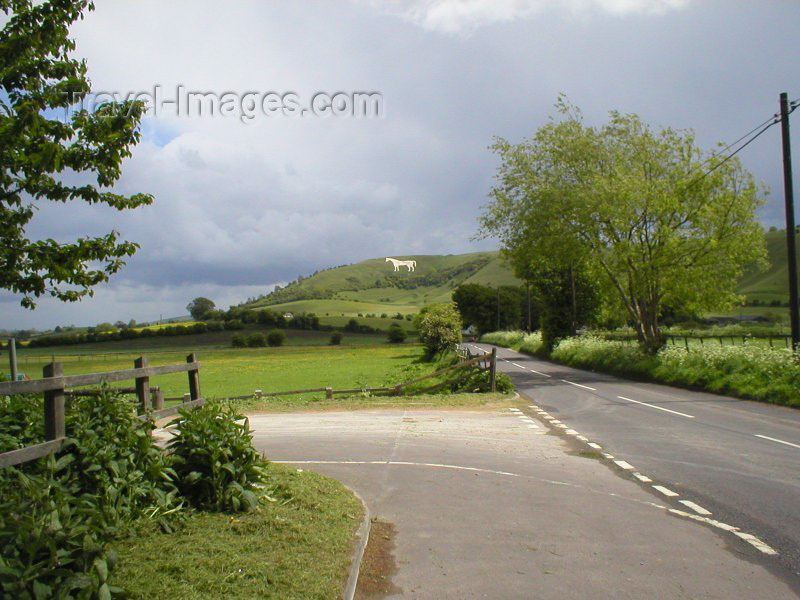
[{"xmin": 114, "ymin": 462, "xmax": 363, "ymax": 600}]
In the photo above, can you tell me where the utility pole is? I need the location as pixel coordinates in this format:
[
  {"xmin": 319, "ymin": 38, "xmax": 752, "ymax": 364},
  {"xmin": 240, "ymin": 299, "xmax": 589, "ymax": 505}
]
[{"xmin": 779, "ymin": 92, "xmax": 799, "ymax": 352}]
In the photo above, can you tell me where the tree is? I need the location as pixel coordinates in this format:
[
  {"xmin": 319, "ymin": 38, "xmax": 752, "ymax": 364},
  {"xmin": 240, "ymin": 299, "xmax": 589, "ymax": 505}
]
[
  {"xmin": 387, "ymin": 323, "xmax": 407, "ymax": 343},
  {"xmin": 452, "ymin": 283, "xmax": 528, "ymax": 334},
  {"xmin": 1, "ymin": 0, "xmax": 153, "ymax": 308},
  {"xmin": 414, "ymin": 303, "xmax": 462, "ymax": 358},
  {"xmin": 186, "ymin": 297, "xmax": 215, "ymax": 320},
  {"xmin": 480, "ymin": 99, "xmax": 766, "ymax": 352},
  {"xmin": 266, "ymin": 329, "xmax": 286, "ymax": 347}
]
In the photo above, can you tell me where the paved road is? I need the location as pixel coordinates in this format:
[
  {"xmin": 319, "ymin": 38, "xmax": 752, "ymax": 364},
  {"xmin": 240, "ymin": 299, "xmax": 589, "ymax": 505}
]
[
  {"xmin": 250, "ymin": 409, "xmax": 798, "ymax": 598},
  {"xmin": 467, "ymin": 342, "xmax": 800, "ymax": 586}
]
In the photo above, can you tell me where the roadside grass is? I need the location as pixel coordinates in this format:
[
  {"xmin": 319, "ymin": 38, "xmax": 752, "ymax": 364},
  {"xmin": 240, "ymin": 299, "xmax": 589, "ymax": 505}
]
[
  {"xmin": 482, "ymin": 331, "xmax": 800, "ymax": 408},
  {"xmin": 229, "ymin": 391, "xmax": 515, "ymax": 413},
  {"xmin": 14, "ymin": 343, "xmax": 433, "ymax": 400},
  {"xmin": 113, "ymin": 462, "xmax": 363, "ymax": 600}
]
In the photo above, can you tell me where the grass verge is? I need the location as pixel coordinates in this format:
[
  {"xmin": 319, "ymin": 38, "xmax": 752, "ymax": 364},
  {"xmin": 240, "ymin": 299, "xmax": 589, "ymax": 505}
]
[
  {"xmin": 226, "ymin": 392, "xmax": 516, "ymax": 414},
  {"xmin": 482, "ymin": 331, "xmax": 800, "ymax": 408},
  {"xmin": 113, "ymin": 462, "xmax": 363, "ymax": 600}
]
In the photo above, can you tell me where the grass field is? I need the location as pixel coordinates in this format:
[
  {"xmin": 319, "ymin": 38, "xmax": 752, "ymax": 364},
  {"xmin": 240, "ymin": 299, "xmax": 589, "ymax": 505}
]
[{"xmin": 12, "ymin": 341, "xmax": 431, "ymax": 400}]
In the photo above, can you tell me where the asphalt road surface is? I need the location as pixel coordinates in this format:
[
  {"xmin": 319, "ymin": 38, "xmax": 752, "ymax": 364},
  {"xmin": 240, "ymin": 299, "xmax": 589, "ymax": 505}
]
[
  {"xmin": 250, "ymin": 407, "xmax": 798, "ymax": 598},
  {"xmin": 466, "ymin": 342, "xmax": 800, "ymax": 588}
]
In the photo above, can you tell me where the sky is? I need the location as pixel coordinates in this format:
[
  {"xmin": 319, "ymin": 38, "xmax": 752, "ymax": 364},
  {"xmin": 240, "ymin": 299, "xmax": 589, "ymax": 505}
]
[{"xmin": 2, "ymin": 0, "xmax": 800, "ymax": 330}]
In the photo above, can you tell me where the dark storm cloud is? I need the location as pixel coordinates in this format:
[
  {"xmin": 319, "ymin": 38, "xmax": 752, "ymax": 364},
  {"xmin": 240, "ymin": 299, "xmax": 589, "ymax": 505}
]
[{"xmin": 3, "ymin": 0, "xmax": 798, "ymax": 329}]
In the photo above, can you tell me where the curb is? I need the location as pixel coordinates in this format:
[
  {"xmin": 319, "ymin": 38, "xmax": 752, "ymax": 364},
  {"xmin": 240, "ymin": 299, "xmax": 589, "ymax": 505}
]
[{"xmin": 344, "ymin": 488, "xmax": 372, "ymax": 600}]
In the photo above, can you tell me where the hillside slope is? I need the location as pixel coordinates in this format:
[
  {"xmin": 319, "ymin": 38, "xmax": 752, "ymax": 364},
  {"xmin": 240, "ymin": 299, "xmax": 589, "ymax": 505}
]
[
  {"xmin": 244, "ymin": 252, "xmax": 520, "ymax": 315},
  {"xmin": 738, "ymin": 228, "xmax": 799, "ymax": 304}
]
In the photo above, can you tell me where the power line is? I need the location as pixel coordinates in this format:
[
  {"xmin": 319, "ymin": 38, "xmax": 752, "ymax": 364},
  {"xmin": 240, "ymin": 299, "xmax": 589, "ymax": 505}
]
[{"xmin": 699, "ymin": 116, "xmax": 780, "ymax": 180}]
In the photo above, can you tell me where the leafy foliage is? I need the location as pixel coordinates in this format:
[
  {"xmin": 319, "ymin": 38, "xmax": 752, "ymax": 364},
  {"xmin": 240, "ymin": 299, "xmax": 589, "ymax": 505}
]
[
  {"xmin": 186, "ymin": 297, "xmax": 216, "ymax": 320},
  {"xmin": 0, "ymin": 390, "xmax": 181, "ymax": 598},
  {"xmin": 414, "ymin": 303, "xmax": 463, "ymax": 358},
  {"xmin": 167, "ymin": 402, "xmax": 268, "ymax": 512},
  {"xmin": 0, "ymin": 0, "xmax": 153, "ymax": 308},
  {"xmin": 453, "ymin": 283, "xmax": 530, "ymax": 334},
  {"xmin": 266, "ymin": 329, "xmax": 286, "ymax": 347},
  {"xmin": 481, "ymin": 98, "xmax": 766, "ymax": 352},
  {"xmin": 387, "ymin": 323, "xmax": 407, "ymax": 343}
]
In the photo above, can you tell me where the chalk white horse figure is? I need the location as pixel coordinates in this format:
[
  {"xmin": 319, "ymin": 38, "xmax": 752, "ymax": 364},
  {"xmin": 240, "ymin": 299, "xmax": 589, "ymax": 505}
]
[{"xmin": 385, "ymin": 257, "xmax": 416, "ymax": 272}]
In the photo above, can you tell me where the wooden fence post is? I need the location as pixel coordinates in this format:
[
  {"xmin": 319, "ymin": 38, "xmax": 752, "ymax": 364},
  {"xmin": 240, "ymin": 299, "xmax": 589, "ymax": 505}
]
[
  {"xmin": 183, "ymin": 393, "xmax": 191, "ymax": 403},
  {"xmin": 152, "ymin": 387, "xmax": 164, "ymax": 410},
  {"xmin": 326, "ymin": 387, "xmax": 334, "ymax": 400},
  {"xmin": 254, "ymin": 390, "xmax": 262, "ymax": 400},
  {"xmin": 135, "ymin": 356, "xmax": 150, "ymax": 413},
  {"xmin": 43, "ymin": 362, "xmax": 65, "ymax": 440},
  {"xmin": 187, "ymin": 353, "xmax": 200, "ymax": 400},
  {"xmin": 9, "ymin": 338, "xmax": 17, "ymax": 382},
  {"xmin": 489, "ymin": 347, "xmax": 497, "ymax": 393}
]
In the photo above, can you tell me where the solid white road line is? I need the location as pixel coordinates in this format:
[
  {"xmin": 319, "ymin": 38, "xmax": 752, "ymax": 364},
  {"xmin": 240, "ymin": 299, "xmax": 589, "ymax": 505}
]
[
  {"xmin": 754, "ymin": 434, "xmax": 800, "ymax": 450},
  {"xmin": 653, "ymin": 485, "xmax": 679, "ymax": 497},
  {"xmin": 617, "ymin": 395, "xmax": 695, "ymax": 419},
  {"xmin": 679, "ymin": 500, "xmax": 712, "ymax": 516},
  {"xmin": 613, "ymin": 460, "xmax": 635, "ymax": 470},
  {"xmin": 561, "ymin": 379, "xmax": 597, "ymax": 391}
]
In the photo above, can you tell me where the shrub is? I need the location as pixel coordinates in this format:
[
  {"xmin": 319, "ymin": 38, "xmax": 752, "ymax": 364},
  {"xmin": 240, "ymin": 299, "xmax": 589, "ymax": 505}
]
[
  {"xmin": 414, "ymin": 303, "xmax": 462, "ymax": 359},
  {"xmin": 247, "ymin": 332, "xmax": 266, "ymax": 348},
  {"xmin": 224, "ymin": 319, "xmax": 244, "ymax": 331},
  {"xmin": 167, "ymin": 402, "xmax": 267, "ymax": 512},
  {"xmin": 330, "ymin": 332, "xmax": 343, "ymax": 345},
  {"xmin": 0, "ymin": 391, "xmax": 181, "ymax": 598},
  {"xmin": 231, "ymin": 333, "xmax": 246, "ymax": 348},
  {"xmin": 266, "ymin": 329, "xmax": 286, "ymax": 347},
  {"xmin": 387, "ymin": 324, "xmax": 407, "ymax": 343}
]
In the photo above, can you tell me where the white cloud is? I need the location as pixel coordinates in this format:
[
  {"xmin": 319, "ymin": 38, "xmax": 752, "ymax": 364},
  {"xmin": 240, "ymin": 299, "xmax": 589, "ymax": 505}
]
[{"xmin": 366, "ymin": 0, "xmax": 689, "ymax": 34}]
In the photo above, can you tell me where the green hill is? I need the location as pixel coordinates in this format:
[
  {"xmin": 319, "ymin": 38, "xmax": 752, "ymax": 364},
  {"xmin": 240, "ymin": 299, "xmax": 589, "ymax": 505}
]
[
  {"xmin": 239, "ymin": 231, "xmax": 798, "ymax": 325},
  {"xmin": 738, "ymin": 228, "xmax": 799, "ymax": 305},
  {"xmin": 243, "ymin": 252, "xmax": 520, "ymax": 319}
]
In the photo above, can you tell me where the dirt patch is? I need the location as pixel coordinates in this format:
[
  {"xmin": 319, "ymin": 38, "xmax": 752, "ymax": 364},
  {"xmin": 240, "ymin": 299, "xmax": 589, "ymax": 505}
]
[{"xmin": 354, "ymin": 519, "xmax": 401, "ymax": 599}]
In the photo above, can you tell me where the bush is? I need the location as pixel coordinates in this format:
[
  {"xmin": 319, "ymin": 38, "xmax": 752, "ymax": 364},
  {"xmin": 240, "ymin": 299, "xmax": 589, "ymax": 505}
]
[
  {"xmin": 0, "ymin": 391, "xmax": 181, "ymax": 598},
  {"xmin": 247, "ymin": 332, "xmax": 266, "ymax": 348},
  {"xmin": 414, "ymin": 303, "xmax": 462, "ymax": 359},
  {"xmin": 231, "ymin": 333, "xmax": 246, "ymax": 348},
  {"xmin": 387, "ymin": 324, "xmax": 407, "ymax": 343},
  {"xmin": 167, "ymin": 402, "xmax": 267, "ymax": 512},
  {"xmin": 330, "ymin": 332, "xmax": 343, "ymax": 345},
  {"xmin": 266, "ymin": 329, "xmax": 286, "ymax": 347}
]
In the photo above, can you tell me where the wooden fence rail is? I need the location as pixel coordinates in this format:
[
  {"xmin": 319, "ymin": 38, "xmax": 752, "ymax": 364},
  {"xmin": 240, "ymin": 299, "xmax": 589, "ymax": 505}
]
[
  {"xmin": 604, "ymin": 334, "xmax": 793, "ymax": 349},
  {"xmin": 0, "ymin": 353, "xmax": 202, "ymax": 469}
]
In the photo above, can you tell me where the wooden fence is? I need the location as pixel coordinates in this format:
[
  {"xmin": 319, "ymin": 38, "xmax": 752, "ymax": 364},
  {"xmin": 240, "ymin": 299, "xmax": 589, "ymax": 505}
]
[
  {"xmin": 204, "ymin": 348, "xmax": 498, "ymax": 403},
  {"xmin": 0, "ymin": 353, "xmax": 202, "ymax": 469},
  {"xmin": 606, "ymin": 334, "xmax": 793, "ymax": 349}
]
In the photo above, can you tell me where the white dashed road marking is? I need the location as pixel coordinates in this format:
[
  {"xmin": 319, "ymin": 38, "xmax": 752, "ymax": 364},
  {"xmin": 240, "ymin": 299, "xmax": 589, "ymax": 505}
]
[
  {"xmin": 653, "ymin": 485, "xmax": 679, "ymax": 497},
  {"xmin": 561, "ymin": 379, "xmax": 597, "ymax": 391},
  {"xmin": 614, "ymin": 460, "xmax": 635, "ymax": 470},
  {"xmin": 669, "ymin": 509, "xmax": 778, "ymax": 556},
  {"xmin": 588, "ymin": 443, "xmax": 602, "ymax": 450},
  {"xmin": 633, "ymin": 472, "xmax": 652, "ymax": 483},
  {"xmin": 617, "ymin": 395, "xmax": 695, "ymax": 419},
  {"xmin": 528, "ymin": 369, "xmax": 551, "ymax": 378},
  {"xmin": 679, "ymin": 500, "xmax": 712, "ymax": 516}
]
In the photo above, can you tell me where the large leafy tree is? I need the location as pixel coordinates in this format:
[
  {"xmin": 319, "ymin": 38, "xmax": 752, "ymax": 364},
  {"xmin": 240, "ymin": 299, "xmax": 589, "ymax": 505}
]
[
  {"xmin": 1, "ymin": 0, "xmax": 152, "ymax": 308},
  {"xmin": 481, "ymin": 99, "xmax": 766, "ymax": 352}
]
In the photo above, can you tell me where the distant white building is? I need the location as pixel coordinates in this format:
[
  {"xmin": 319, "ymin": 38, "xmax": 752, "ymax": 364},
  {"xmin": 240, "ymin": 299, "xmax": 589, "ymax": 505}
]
[{"xmin": 283, "ymin": 312, "xmax": 294, "ymax": 320}]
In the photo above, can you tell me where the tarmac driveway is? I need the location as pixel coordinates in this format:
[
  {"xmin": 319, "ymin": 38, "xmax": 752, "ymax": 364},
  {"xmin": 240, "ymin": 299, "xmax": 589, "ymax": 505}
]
[{"xmin": 249, "ymin": 407, "xmax": 797, "ymax": 599}]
